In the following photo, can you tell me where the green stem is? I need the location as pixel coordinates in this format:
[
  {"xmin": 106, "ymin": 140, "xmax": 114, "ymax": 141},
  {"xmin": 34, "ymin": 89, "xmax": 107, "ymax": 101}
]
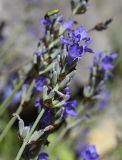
[
  {"xmin": 39, "ymin": 62, "xmax": 54, "ymax": 75},
  {"xmin": 50, "ymin": 116, "xmax": 86, "ymax": 152},
  {"xmin": 15, "ymin": 108, "xmax": 45, "ymax": 160},
  {"xmin": 0, "ymin": 103, "xmax": 22, "ymax": 143},
  {"xmin": 0, "ymin": 79, "xmax": 35, "ymax": 143},
  {"xmin": 0, "ymin": 79, "xmax": 24, "ymax": 116}
]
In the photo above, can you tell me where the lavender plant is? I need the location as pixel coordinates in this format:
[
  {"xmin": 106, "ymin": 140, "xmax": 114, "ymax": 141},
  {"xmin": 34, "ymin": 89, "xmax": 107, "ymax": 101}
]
[{"xmin": 0, "ymin": 0, "xmax": 118, "ymax": 160}]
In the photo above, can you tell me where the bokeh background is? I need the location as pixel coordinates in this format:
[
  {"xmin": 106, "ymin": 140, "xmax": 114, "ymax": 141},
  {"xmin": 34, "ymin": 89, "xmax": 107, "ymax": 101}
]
[{"xmin": 0, "ymin": 0, "xmax": 122, "ymax": 159}]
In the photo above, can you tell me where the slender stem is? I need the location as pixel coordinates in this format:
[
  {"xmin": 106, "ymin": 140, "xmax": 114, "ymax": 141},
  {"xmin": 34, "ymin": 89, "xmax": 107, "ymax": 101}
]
[
  {"xmin": 0, "ymin": 103, "xmax": 22, "ymax": 143},
  {"xmin": 28, "ymin": 109, "xmax": 45, "ymax": 138},
  {"xmin": 0, "ymin": 79, "xmax": 24, "ymax": 116},
  {"xmin": 67, "ymin": 116, "xmax": 86, "ymax": 129},
  {"xmin": 15, "ymin": 108, "xmax": 45, "ymax": 160},
  {"xmin": 39, "ymin": 62, "xmax": 54, "ymax": 75},
  {"xmin": 0, "ymin": 79, "xmax": 35, "ymax": 143},
  {"xmin": 50, "ymin": 115, "xmax": 86, "ymax": 152},
  {"xmin": 72, "ymin": 3, "xmax": 81, "ymax": 15}
]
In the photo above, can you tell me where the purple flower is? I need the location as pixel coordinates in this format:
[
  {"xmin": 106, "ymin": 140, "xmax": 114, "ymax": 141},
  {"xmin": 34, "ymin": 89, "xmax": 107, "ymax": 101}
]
[
  {"xmin": 93, "ymin": 52, "xmax": 103, "ymax": 66},
  {"xmin": 4, "ymin": 85, "xmax": 13, "ymax": 98},
  {"xmin": 40, "ymin": 17, "xmax": 52, "ymax": 35},
  {"xmin": 33, "ymin": 51, "xmax": 47, "ymax": 55},
  {"xmin": 81, "ymin": 145, "xmax": 99, "ymax": 160},
  {"xmin": 40, "ymin": 109, "xmax": 54, "ymax": 128},
  {"xmin": 62, "ymin": 27, "xmax": 89, "ymax": 45},
  {"xmin": 74, "ymin": 27, "xmax": 88, "ymax": 41},
  {"xmin": 84, "ymin": 38, "xmax": 94, "ymax": 53},
  {"xmin": 64, "ymin": 87, "xmax": 71, "ymax": 96},
  {"xmin": 13, "ymin": 92, "xmax": 21, "ymax": 104},
  {"xmin": 35, "ymin": 76, "xmax": 47, "ymax": 92},
  {"xmin": 35, "ymin": 97, "xmax": 43, "ymax": 108},
  {"xmin": 101, "ymin": 52, "xmax": 117, "ymax": 70},
  {"xmin": 60, "ymin": 20, "xmax": 74, "ymax": 32},
  {"xmin": 98, "ymin": 88, "xmax": 110, "ymax": 110},
  {"xmin": 38, "ymin": 152, "xmax": 48, "ymax": 160},
  {"xmin": 61, "ymin": 26, "xmax": 93, "ymax": 59},
  {"xmin": 81, "ymin": 128, "xmax": 89, "ymax": 137},
  {"xmin": 92, "ymin": 52, "xmax": 117, "ymax": 81},
  {"xmin": 94, "ymin": 52, "xmax": 117, "ymax": 71},
  {"xmin": 64, "ymin": 20, "xmax": 74, "ymax": 28},
  {"xmin": 64, "ymin": 100, "xmax": 78, "ymax": 116},
  {"xmin": 68, "ymin": 44, "xmax": 83, "ymax": 59},
  {"xmin": 3, "ymin": 85, "xmax": 21, "ymax": 106},
  {"xmin": 40, "ymin": 18, "xmax": 52, "ymax": 28}
]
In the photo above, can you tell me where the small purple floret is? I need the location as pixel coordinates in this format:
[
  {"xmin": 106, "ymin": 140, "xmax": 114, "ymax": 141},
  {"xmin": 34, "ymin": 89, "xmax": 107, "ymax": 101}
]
[
  {"xmin": 33, "ymin": 51, "xmax": 47, "ymax": 55},
  {"xmin": 81, "ymin": 145, "xmax": 99, "ymax": 160},
  {"xmin": 68, "ymin": 44, "xmax": 83, "ymax": 59},
  {"xmin": 40, "ymin": 109, "xmax": 54, "ymax": 128},
  {"xmin": 64, "ymin": 100, "xmax": 78, "ymax": 116},
  {"xmin": 61, "ymin": 26, "xmax": 93, "ymax": 60},
  {"xmin": 64, "ymin": 87, "xmax": 71, "ymax": 96},
  {"xmin": 35, "ymin": 76, "xmax": 47, "ymax": 92},
  {"xmin": 38, "ymin": 152, "xmax": 48, "ymax": 160},
  {"xmin": 101, "ymin": 52, "xmax": 117, "ymax": 70},
  {"xmin": 61, "ymin": 20, "xmax": 74, "ymax": 30},
  {"xmin": 40, "ymin": 18, "xmax": 52, "ymax": 27}
]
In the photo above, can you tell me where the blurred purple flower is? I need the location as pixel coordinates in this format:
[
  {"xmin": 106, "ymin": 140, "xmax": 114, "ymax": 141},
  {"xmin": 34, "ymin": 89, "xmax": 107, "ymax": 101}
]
[
  {"xmin": 81, "ymin": 144, "xmax": 99, "ymax": 160},
  {"xmin": 68, "ymin": 44, "xmax": 83, "ymax": 59},
  {"xmin": 3, "ymin": 85, "xmax": 21, "ymax": 106},
  {"xmin": 64, "ymin": 87, "xmax": 71, "ymax": 96},
  {"xmin": 64, "ymin": 100, "xmax": 78, "ymax": 116},
  {"xmin": 101, "ymin": 52, "xmax": 117, "ymax": 71},
  {"xmin": 61, "ymin": 27, "xmax": 89, "ymax": 45},
  {"xmin": 61, "ymin": 26, "xmax": 93, "ymax": 60},
  {"xmin": 40, "ymin": 109, "xmax": 54, "ymax": 128},
  {"xmin": 40, "ymin": 18, "xmax": 52, "ymax": 28},
  {"xmin": 33, "ymin": 51, "xmax": 47, "ymax": 55},
  {"xmin": 99, "ymin": 88, "xmax": 110, "ymax": 110},
  {"xmin": 81, "ymin": 128, "xmax": 89, "ymax": 137},
  {"xmin": 94, "ymin": 52, "xmax": 117, "ymax": 71},
  {"xmin": 38, "ymin": 152, "xmax": 48, "ymax": 160},
  {"xmin": 35, "ymin": 76, "xmax": 47, "ymax": 92},
  {"xmin": 60, "ymin": 20, "xmax": 74, "ymax": 32},
  {"xmin": 74, "ymin": 27, "xmax": 88, "ymax": 41}
]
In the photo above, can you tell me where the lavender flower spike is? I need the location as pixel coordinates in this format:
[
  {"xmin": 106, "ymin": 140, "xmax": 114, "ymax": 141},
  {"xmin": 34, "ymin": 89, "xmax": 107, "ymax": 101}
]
[{"xmin": 81, "ymin": 145, "xmax": 99, "ymax": 160}]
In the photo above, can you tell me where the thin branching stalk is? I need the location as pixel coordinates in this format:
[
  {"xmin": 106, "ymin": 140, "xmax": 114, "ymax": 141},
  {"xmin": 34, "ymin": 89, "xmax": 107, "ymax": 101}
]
[
  {"xmin": 0, "ymin": 79, "xmax": 24, "ymax": 116},
  {"xmin": 0, "ymin": 103, "xmax": 22, "ymax": 143},
  {"xmin": 15, "ymin": 108, "xmax": 45, "ymax": 160},
  {"xmin": 50, "ymin": 114, "xmax": 87, "ymax": 152},
  {"xmin": 0, "ymin": 79, "xmax": 35, "ymax": 143}
]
